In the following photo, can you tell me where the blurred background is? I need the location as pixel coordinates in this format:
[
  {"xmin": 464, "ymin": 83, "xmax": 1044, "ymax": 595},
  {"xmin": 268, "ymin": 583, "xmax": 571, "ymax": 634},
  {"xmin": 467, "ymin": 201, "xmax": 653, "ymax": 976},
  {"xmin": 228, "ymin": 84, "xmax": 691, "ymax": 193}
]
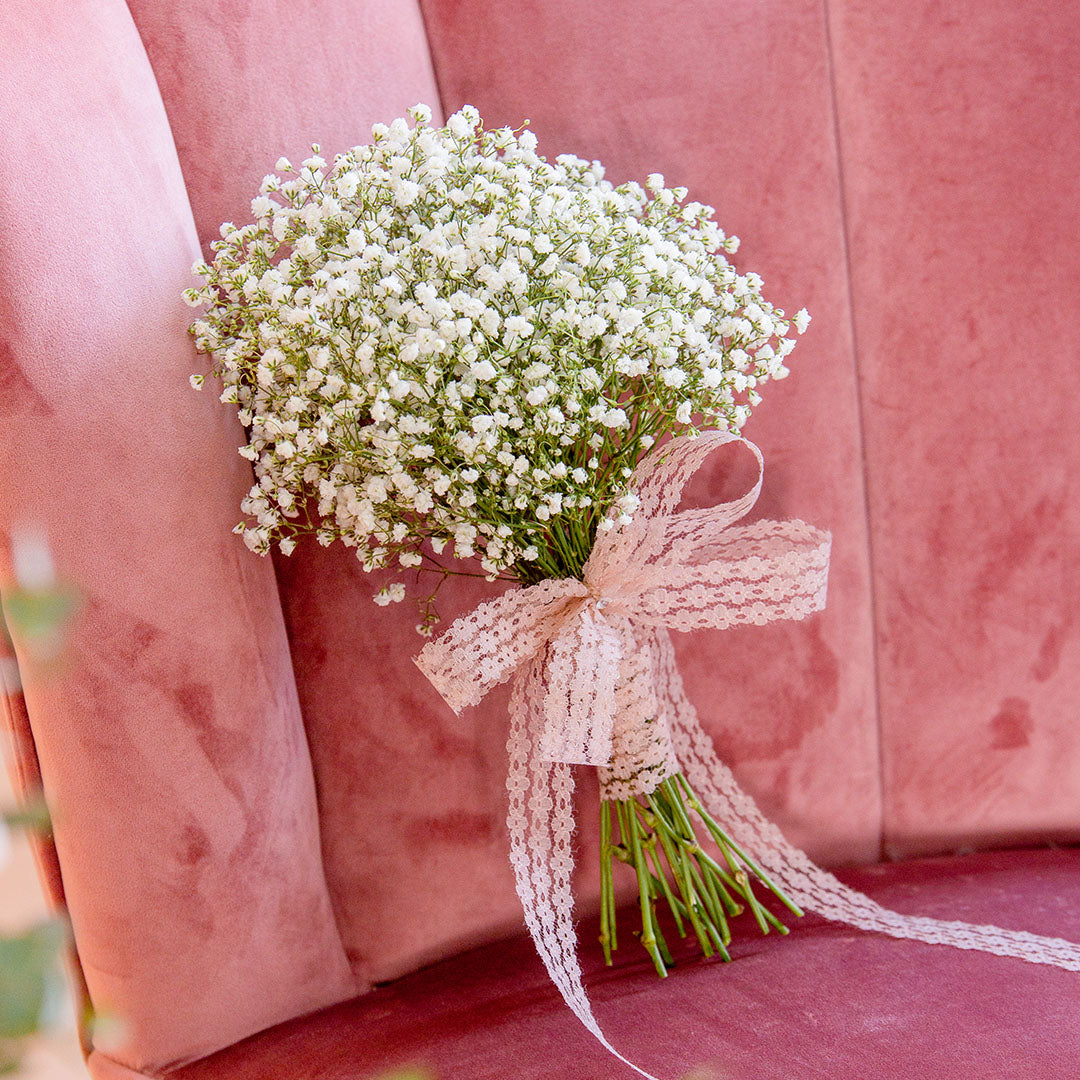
[
  {"xmin": 1, "ymin": 527, "xmax": 85, "ymax": 1079},
  {"xmin": 0, "ymin": 763, "xmax": 83, "ymax": 1079}
]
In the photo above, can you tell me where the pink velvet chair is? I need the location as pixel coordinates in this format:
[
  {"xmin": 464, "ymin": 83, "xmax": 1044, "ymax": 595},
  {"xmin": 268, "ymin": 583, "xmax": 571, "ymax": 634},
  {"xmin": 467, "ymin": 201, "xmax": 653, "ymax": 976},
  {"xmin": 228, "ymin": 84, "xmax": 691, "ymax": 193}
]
[{"xmin": 2, "ymin": 2, "xmax": 1078, "ymax": 1078}]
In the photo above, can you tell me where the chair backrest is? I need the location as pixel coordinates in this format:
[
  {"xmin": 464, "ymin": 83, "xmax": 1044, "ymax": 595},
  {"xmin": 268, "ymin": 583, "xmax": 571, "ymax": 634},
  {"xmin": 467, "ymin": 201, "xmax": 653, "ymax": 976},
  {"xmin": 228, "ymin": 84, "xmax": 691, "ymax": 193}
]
[{"xmin": 2, "ymin": 1, "xmax": 1078, "ymax": 1076}]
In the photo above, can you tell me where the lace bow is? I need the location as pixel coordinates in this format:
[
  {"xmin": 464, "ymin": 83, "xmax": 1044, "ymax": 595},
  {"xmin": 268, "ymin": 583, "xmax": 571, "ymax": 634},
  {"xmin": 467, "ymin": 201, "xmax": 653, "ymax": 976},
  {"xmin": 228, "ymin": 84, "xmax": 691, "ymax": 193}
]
[
  {"xmin": 417, "ymin": 430, "xmax": 829, "ymax": 773},
  {"xmin": 416, "ymin": 431, "xmax": 1080, "ymax": 1080}
]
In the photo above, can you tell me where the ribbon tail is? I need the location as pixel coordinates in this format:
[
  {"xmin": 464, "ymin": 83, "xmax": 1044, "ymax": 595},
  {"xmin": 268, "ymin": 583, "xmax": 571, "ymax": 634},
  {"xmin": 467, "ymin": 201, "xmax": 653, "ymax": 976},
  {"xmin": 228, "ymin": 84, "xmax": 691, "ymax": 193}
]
[
  {"xmin": 506, "ymin": 659, "xmax": 661, "ymax": 1080},
  {"xmin": 655, "ymin": 630, "xmax": 1080, "ymax": 973}
]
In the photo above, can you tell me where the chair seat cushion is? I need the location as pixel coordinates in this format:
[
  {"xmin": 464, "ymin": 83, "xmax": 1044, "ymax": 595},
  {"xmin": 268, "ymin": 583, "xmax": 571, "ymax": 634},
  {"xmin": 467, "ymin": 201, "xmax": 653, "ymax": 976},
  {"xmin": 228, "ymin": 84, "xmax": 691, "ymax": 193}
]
[{"xmin": 172, "ymin": 847, "xmax": 1080, "ymax": 1080}]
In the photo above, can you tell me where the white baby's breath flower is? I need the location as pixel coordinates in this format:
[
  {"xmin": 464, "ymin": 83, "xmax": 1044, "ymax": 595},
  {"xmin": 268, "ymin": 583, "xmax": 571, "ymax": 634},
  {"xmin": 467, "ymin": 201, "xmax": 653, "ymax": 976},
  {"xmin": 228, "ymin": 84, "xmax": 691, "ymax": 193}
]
[{"xmin": 187, "ymin": 104, "xmax": 804, "ymax": 624}]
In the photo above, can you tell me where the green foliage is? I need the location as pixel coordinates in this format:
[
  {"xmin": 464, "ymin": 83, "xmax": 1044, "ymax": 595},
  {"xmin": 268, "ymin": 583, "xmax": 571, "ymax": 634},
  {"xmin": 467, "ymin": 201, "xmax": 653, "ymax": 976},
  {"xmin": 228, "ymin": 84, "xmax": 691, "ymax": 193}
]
[
  {"xmin": 1, "ymin": 581, "xmax": 79, "ymax": 677},
  {"xmin": 0, "ymin": 921, "xmax": 67, "ymax": 1040},
  {"xmin": 0, "ymin": 919, "xmax": 68, "ymax": 1073},
  {"xmin": 0, "ymin": 539, "xmax": 79, "ymax": 1073},
  {"xmin": 2, "ymin": 588, "xmax": 78, "ymax": 643},
  {"xmin": 1, "ymin": 799, "xmax": 50, "ymax": 835}
]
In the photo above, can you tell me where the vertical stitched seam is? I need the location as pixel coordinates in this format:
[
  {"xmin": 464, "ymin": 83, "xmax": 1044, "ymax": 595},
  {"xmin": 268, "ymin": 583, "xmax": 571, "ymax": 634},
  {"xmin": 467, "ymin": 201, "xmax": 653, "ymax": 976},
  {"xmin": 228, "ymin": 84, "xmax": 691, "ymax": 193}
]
[{"xmin": 821, "ymin": 0, "xmax": 888, "ymax": 861}]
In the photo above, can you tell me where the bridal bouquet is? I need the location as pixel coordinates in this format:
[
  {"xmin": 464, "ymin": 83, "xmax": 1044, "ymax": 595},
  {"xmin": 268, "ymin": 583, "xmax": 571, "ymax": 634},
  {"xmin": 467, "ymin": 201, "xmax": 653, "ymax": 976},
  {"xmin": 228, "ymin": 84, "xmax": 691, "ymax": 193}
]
[
  {"xmin": 185, "ymin": 105, "xmax": 1080, "ymax": 1076},
  {"xmin": 187, "ymin": 98, "xmax": 815, "ymax": 955}
]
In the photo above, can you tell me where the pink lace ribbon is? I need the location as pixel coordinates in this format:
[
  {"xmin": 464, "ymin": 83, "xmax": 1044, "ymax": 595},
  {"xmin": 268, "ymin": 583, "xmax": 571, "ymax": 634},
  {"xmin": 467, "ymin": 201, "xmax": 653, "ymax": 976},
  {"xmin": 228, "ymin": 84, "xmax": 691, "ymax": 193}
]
[{"xmin": 416, "ymin": 431, "xmax": 1080, "ymax": 1080}]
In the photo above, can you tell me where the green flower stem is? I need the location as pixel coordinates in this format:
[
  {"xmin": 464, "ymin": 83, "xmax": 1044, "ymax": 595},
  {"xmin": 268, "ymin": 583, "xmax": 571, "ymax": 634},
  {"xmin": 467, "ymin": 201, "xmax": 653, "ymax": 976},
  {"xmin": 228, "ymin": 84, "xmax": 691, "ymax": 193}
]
[
  {"xmin": 626, "ymin": 795, "xmax": 671, "ymax": 977},
  {"xmin": 675, "ymin": 773, "xmax": 804, "ymax": 920},
  {"xmin": 599, "ymin": 799, "xmax": 616, "ymax": 964},
  {"xmin": 641, "ymin": 831, "xmax": 685, "ymax": 939},
  {"xmin": 600, "ymin": 773, "xmax": 803, "ymax": 977}
]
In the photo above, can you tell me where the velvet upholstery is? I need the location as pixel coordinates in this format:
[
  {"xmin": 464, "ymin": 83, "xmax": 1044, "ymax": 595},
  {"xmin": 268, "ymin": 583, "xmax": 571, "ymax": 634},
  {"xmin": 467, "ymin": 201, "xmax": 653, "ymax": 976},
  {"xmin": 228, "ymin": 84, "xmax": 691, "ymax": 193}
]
[
  {"xmin": 826, "ymin": 0, "xmax": 1080, "ymax": 858},
  {"xmin": 170, "ymin": 848, "xmax": 1080, "ymax": 1080},
  {"xmin": 0, "ymin": 2, "xmax": 353, "ymax": 1072},
  {"xmin": 126, "ymin": 0, "xmax": 884, "ymax": 995},
  {"xmin": 0, "ymin": 0, "xmax": 1078, "ymax": 1077}
]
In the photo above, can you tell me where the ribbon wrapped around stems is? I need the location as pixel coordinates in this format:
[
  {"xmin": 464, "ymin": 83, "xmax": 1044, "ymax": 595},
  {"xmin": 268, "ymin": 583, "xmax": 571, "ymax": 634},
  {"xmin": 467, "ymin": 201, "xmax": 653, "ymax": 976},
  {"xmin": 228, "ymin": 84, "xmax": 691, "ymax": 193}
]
[{"xmin": 416, "ymin": 431, "xmax": 1080, "ymax": 1080}]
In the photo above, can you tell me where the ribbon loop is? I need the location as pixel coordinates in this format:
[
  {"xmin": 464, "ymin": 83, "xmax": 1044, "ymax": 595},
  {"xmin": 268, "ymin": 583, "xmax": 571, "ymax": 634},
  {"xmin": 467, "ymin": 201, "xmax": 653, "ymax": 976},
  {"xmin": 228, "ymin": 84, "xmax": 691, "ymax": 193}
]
[
  {"xmin": 415, "ymin": 576, "xmax": 588, "ymax": 714},
  {"xmin": 627, "ymin": 428, "xmax": 763, "ymax": 522}
]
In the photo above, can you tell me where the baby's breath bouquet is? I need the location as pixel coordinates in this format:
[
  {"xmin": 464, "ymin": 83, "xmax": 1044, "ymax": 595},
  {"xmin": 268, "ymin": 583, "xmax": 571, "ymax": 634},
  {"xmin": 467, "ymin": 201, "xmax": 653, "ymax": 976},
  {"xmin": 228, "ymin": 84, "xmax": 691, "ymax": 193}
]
[{"xmin": 187, "ymin": 104, "xmax": 813, "ymax": 986}]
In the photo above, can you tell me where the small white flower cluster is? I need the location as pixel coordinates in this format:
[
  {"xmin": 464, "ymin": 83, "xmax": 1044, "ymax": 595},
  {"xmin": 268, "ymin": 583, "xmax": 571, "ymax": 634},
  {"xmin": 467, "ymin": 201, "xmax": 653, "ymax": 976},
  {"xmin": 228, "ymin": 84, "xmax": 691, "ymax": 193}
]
[{"xmin": 187, "ymin": 105, "xmax": 808, "ymax": 626}]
